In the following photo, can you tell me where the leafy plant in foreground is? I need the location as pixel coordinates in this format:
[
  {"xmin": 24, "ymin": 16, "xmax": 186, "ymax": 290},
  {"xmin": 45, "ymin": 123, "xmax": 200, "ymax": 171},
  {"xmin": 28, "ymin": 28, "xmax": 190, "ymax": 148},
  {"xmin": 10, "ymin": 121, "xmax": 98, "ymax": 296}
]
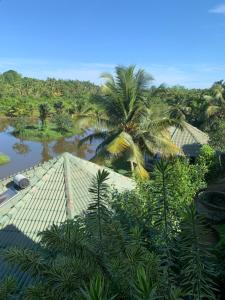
[{"xmin": 179, "ymin": 204, "xmax": 217, "ymax": 299}]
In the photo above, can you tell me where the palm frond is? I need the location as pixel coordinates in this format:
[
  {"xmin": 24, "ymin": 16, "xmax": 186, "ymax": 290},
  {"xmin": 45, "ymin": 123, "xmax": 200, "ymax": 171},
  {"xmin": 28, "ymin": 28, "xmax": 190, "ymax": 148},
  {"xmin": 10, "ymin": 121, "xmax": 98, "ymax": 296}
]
[
  {"xmin": 107, "ymin": 132, "xmax": 131, "ymax": 155},
  {"xmin": 79, "ymin": 131, "xmax": 110, "ymax": 146},
  {"xmin": 0, "ymin": 277, "xmax": 17, "ymax": 300},
  {"xmin": 3, "ymin": 248, "xmax": 47, "ymax": 276},
  {"xmin": 87, "ymin": 170, "xmax": 111, "ymax": 243}
]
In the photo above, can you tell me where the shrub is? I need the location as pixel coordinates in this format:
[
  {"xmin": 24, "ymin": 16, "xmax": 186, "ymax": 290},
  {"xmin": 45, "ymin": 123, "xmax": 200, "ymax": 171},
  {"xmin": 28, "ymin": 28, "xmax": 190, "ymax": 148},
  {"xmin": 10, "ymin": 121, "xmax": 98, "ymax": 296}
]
[{"xmin": 53, "ymin": 113, "xmax": 73, "ymax": 133}]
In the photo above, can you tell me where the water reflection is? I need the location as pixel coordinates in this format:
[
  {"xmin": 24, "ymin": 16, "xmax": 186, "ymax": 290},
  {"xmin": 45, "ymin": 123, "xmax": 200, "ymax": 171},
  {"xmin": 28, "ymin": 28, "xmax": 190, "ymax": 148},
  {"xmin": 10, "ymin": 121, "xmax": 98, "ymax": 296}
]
[
  {"xmin": 13, "ymin": 141, "xmax": 31, "ymax": 155},
  {"xmin": 52, "ymin": 136, "xmax": 94, "ymax": 158},
  {"xmin": 0, "ymin": 118, "xmax": 11, "ymax": 132},
  {"xmin": 41, "ymin": 141, "xmax": 53, "ymax": 163},
  {"xmin": 0, "ymin": 119, "xmax": 99, "ymax": 179}
]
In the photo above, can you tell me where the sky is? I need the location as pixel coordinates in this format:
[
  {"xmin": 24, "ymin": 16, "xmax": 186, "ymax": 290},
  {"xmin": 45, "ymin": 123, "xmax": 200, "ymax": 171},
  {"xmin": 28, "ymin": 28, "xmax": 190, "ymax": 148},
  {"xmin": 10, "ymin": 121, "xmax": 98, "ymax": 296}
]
[{"xmin": 0, "ymin": 0, "xmax": 225, "ymax": 88}]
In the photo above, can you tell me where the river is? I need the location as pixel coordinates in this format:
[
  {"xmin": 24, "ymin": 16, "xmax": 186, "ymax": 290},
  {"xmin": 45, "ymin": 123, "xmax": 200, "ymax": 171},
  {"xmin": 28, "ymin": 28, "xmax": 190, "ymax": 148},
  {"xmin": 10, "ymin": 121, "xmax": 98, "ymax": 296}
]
[{"xmin": 0, "ymin": 119, "xmax": 99, "ymax": 179}]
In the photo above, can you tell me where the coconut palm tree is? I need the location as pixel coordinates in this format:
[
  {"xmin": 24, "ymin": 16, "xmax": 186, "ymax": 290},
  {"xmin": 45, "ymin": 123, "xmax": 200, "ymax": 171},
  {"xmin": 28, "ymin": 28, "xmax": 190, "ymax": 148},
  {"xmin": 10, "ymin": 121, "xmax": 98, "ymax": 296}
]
[
  {"xmin": 39, "ymin": 103, "xmax": 50, "ymax": 130},
  {"xmin": 79, "ymin": 65, "xmax": 180, "ymax": 178},
  {"xmin": 202, "ymin": 81, "xmax": 225, "ymax": 125}
]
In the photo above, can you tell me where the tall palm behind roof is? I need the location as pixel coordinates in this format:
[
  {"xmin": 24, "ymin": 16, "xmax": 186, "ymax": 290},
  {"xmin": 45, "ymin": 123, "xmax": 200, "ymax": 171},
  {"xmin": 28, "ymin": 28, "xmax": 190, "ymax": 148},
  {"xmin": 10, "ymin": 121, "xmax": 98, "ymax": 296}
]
[{"xmin": 79, "ymin": 65, "xmax": 180, "ymax": 179}]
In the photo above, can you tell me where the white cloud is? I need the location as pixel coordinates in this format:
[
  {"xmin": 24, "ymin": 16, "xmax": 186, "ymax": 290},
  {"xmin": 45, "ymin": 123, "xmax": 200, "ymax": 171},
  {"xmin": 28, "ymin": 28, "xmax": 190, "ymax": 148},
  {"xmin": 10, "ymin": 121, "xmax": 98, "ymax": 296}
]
[{"xmin": 209, "ymin": 4, "xmax": 225, "ymax": 14}]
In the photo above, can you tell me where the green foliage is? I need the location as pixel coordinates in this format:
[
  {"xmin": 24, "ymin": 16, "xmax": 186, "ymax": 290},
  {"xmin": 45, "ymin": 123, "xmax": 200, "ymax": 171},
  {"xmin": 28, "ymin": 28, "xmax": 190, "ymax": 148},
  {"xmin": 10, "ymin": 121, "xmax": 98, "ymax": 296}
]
[
  {"xmin": 179, "ymin": 204, "xmax": 217, "ymax": 299},
  {"xmin": 81, "ymin": 276, "xmax": 116, "ymax": 300},
  {"xmin": 209, "ymin": 117, "xmax": 225, "ymax": 152},
  {"xmin": 2, "ymin": 70, "xmax": 22, "ymax": 83},
  {"xmin": 197, "ymin": 144, "xmax": 225, "ymax": 182},
  {"xmin": 1, "ymin": 163, "xmax": 220, "ymax": 299},
  {"xmin": 39, "ymin": 103, "xmax": 50, "ymax": 129},
  {"xmin": 198, "ymin": 145, "xmax": 216, "ymax": 167},
  {"xmin": 53, "ymin": 101, "xmax": 64, "ymax": 113},
  {"xmin": 0, "ymin": 70, "xmax": 100, "ymax": 118},
  {"xmin": 87, "ymin": 169, "xmax": 111, "ymax": 244},
  {"xmin": 53, "ymin": 113, "xmax": 73, "ymax": 133},
  {"xmin": 0, "ymin": 277, "xmax": 17, "ymax": 300},
  {"xmin": 132, "ymin": 267, "xmax": 158, "ymax": 300},
  {"xmin": 80, "ymin": 65, "xmax": 181, "ymax": 178},
  {"xmin": 13, "ymin": 116, "xmax": 28, "ymax": 136}
]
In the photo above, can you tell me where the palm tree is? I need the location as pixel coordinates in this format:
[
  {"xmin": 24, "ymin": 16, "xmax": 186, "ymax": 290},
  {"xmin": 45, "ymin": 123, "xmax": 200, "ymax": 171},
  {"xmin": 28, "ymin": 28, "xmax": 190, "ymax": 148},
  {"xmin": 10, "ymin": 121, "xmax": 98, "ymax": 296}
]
[
  {"xmin": 39, "ymin": 103, "xmax": 50, "ymax": 130},
  {"xmin": 201, "ymin": 80, "xmax": 225, "ymax": 126},
  {"xmin": 80, "ymin": 65, "xmax": 180, "ymax": 178}
]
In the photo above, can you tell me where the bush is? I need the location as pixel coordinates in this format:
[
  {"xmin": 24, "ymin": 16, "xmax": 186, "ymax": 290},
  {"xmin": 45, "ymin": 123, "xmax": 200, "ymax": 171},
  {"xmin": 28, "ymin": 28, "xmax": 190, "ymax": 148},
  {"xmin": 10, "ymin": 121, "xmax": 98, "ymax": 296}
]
[
  {"xmin": 13, "ymin": 117, "xmax": 28, "ymax": 136},
  {"xmin": 197, "ymin": 144, "xmax": 225, "ymax": 182},
  {"xmin": 53, "ymin": 113, "xmax": 73, "ymax": 133}
]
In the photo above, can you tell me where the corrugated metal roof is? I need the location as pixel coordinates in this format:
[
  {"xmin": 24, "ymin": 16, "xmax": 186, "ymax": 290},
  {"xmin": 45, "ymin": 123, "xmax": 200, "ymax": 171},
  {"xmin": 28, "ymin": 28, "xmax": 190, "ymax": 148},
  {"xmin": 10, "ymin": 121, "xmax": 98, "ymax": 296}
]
[
  {"xmin": 168, "ymin": 122, "xmax": 209, "ymax": 157},
  {"xmin": 0, "ymin": 153, "xmax": 135, "ymax": 291}
]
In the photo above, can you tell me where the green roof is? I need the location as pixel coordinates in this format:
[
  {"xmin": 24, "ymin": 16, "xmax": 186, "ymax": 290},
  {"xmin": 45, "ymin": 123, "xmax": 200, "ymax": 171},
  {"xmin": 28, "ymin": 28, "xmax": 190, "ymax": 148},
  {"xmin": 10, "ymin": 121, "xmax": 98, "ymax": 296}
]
[
  {"xmin": 0, "ymin": 153, "xmax": 134, "ymax": 288},
  {"xmin": 169, "ymin": 122, "xmax": 209, "ymax": 157}
]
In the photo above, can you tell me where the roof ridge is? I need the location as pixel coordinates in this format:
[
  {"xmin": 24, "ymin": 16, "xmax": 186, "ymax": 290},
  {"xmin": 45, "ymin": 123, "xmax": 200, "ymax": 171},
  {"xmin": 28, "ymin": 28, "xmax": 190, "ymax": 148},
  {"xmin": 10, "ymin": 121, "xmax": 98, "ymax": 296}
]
[
  {"xmin": 184, "ymin": 122, "xmax": 208, "ymax": 143},
  {"xmin": 63, "ymin": 154, "xmax": 75, "ymax": 219},
  {"xmin": 66, "ymin": 152, "xmax": 134, "ymax": 180},
  {"xmin": 184, "ymin": 122, "xmax": 208, "ymax": 136}
]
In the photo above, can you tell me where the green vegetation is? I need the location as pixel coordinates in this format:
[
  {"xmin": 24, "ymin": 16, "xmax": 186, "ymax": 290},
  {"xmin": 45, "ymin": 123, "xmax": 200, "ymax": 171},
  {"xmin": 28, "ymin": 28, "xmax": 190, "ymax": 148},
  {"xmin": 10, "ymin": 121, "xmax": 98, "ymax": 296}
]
[
  {"xmin": 1, "ymin": 67, "xmax": 225, "ymax": 175},
  {"xmin": 13, "ymin": 122, "xmax": 80, "ymax": 141},
  {"xmin": 0, "ymin": 153, "xmax": 10, "ymax": 165},
  {"xmin": 1, "ymin": 67, "xmax": 225, "ymax": 298},
  {"xmin": 0, "ymin": 70, "xmax": 99, "ymax": 118},
  {"xmin": 2, "ymin": 158, "xmax": 224, "ymax": 299},
  {"xmin": 79, "ymin": 66, "xmax": 181, "ymax": 178}
]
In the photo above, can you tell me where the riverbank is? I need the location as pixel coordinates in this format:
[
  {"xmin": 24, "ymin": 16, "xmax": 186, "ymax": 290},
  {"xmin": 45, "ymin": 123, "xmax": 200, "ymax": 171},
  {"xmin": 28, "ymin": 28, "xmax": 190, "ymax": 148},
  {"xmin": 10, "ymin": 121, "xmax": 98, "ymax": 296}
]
[{"xmin": 13, "ymin": 122, "xmax": 81, "ymax": 142}]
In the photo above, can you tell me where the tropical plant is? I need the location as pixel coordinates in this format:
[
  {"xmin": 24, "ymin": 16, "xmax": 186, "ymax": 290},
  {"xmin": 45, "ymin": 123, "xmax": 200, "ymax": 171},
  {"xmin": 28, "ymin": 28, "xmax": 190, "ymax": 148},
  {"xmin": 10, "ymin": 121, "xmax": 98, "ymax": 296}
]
[
  {"xmin": 53, "ymin": 113, "xmax": 73, "ymax": 133},
  {"xmin": 39, "ymin": 103, "xmax": 50, "ymax": 130},
  {"xmin": 80, "ymin": 65, "xmax": 180, "ymax": 178},
  {"xmin": 53, "ymin": 101, "xmax": 64, "ymax": 113},
  {"xmin": 179, "ymin": 204, "xmax": 217, "ymax": 299},
  {"xmin": 1, "ymin": 162, "xmax": 219, "ymax": 299},
  {"xmin": 201, "ymin": 81, "xmax": 225, "ymax": 127},
  {"xmin": 209, "ymin": 118, "xmax": 225, "ymax": 153},
  {"xmin": 0, "ymin": 277, "xmax": 17, "ymax": 300},
  {"xmin": 13, "ymin": 117, "xmax": 28, "ymax": 136}
]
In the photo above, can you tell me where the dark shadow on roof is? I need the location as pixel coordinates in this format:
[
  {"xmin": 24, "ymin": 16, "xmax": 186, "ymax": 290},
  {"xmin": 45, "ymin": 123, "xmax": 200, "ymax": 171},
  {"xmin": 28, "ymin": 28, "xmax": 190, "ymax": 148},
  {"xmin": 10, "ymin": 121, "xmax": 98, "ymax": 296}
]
[
  {"xmin": 182, "ymin": 142, "xmax": 202, "ymax": 157},
  {"xmin": 0, "ymin": 224, "xmax": 40, "ymax": 295}
]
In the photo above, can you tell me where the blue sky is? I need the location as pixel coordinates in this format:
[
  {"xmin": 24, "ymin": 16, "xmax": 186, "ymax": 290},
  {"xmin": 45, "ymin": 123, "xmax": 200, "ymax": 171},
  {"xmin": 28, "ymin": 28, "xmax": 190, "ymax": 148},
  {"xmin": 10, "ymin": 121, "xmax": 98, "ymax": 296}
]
[{"xmin": 0, "ymin": 0, "xmax": 225, "ymax": 88}]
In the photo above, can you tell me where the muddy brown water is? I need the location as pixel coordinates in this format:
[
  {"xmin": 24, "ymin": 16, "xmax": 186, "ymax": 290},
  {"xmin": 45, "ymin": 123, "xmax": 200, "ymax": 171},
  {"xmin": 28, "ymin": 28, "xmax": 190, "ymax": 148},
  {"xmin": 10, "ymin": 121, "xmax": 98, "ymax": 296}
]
[{"xmin": 0, "ymin": 119, "xmax": 99, "ymax": 179}]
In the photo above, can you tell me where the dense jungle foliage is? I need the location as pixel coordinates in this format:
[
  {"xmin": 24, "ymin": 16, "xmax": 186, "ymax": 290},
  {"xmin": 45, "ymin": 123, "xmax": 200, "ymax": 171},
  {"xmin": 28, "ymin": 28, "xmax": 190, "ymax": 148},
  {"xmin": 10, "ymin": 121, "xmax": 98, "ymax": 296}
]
[
  {"xmin": 1, "ymin": 155, "xmax": 225, "ymax": 299},
  {"xmin": 1, "ymin": 69, "xmax": 225, "ymax": 133},
  {"xmin": 1, "ymin": 67, "xmax": 225, "ymax": 174},
  {"xmin": 0, "ymin": 70, "xmax": 100, "ymax": 118}
]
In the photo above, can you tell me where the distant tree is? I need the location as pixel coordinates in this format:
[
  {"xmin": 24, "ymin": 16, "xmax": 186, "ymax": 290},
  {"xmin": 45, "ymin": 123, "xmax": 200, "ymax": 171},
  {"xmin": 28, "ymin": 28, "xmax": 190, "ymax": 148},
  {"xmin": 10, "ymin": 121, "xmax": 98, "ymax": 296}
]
[
  {"xmin": 2, "ymin": 70, "xmax": 22, "ymax": 83},
  {"xmin": 13, "ymin": 117, "xmax": 27, "ymax": 136},
  {"xmin": 53, "ymin": 101, "xmax": 64, "ymax": 113},
  {"xmin": 39, "ymin": 103, "xmax": 50, "ymax": 130},
  {"xmin": 209, "ymin": 118, "xmax": 225, "ymax": 153},
  {"xmin": 53, "ymin": 113, "xmax": 73, "ymax": 133},
  {"xmin": 201, "ymin": 81, "xmax": 225, "ymax": 127}
]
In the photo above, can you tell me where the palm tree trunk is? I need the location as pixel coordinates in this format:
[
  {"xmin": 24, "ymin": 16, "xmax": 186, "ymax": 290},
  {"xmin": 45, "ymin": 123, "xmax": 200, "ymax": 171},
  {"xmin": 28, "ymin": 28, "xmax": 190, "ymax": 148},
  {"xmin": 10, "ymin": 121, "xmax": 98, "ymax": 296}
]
[
  {"xmin": 218, "ymin": 154, "xmax": 222, "ymax": 169},
  {"xmin": 130, "ymin": 161, "xmax": 134, "ymax": 172}
]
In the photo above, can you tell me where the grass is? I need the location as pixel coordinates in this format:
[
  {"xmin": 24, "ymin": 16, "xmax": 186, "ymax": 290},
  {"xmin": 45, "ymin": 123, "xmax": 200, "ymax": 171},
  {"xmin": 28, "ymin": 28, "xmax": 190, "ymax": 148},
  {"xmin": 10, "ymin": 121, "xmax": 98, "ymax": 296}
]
[
  {"xmin": 0, "ymin": 154, "xmax": 10, "ymax": 165},
  {"xmin": 13, "ymin": 122, "xmax": 81, "ymax": 142}
]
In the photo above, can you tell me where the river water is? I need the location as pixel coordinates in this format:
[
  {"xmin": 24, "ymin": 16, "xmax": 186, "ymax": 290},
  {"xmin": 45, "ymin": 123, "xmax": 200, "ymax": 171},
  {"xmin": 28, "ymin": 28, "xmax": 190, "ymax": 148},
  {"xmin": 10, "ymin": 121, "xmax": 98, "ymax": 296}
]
[{"xmin": 0, "ymin": 119, "xmax": 98, "ymax": 179}]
